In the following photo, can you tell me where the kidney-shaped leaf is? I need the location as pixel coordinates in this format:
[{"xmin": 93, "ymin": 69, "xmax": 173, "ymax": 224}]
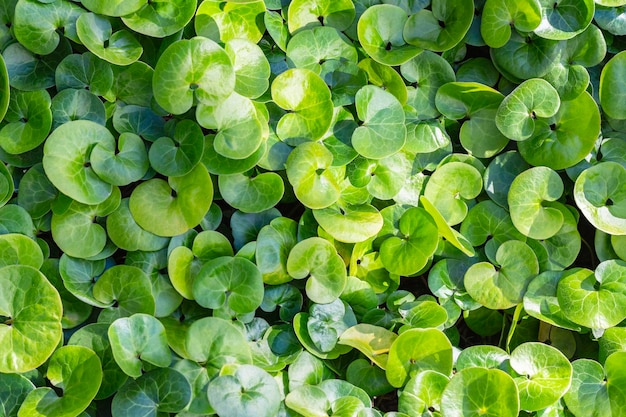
[
  {"xmin": 0, "ymin": 233, "xmax": 43, "ymax": 269},
  {"xmin": 313, "ymin": 203, "xmax": 383, "ymax": 244},
  {"xmin": 286, "ymin": 26, "xmax": 357, "ymax": 72},
  {"xmin": 111, "ymin": 368, "xmax": 192, "ymax": 417},
  {"xmin": 271, "ymin": 68, "xmax": 333, "ymax": 143},
  {"xmin": 403, "ymin": 0, "xmax": 474, "ymax": 52},
  {"xmin": 288, "ymin": 0, "xmax": 355, "ymax": 33},
  {"xmin": 557, "ymin": 260, "xmax": 626, "ymax": 331},
  {"xmin": 219, "ymin": 171, "xmax": 284, "ymax": 214},
  {"xmin": 43, "ymin": 120, "xmax": 115, "ymax": 205},
  {"xmin": 120, "ymin": 0, "xmax": 196, "ymax": 38},
  {"xmin": 129, "ymin": 163, "xmax": 214, "ymax": 237},
  {"xmin": 287, "ymin": 237, "xmax": 347, "ymax": 304},
  {"xmin": 0, "ymin": 265, "xmax": 62, "ymax": 373},
  {"xmin": 533, "ymin": 0, "xmax": 595, "ymax": 40},
  {"xmin": 208, "ymin": 364, "xmax": 281, "ymax": 417},
  {"xmin": 108, "ymin": 313, "xmax": 170, "ymax": 378},
  {"xmin": 386, "ymin": 328, "xmax": 453, "ymax": 388},
  {"xmin": 481, "ymin": 0, "xmax": 542, "ymax": 48},
  {"xmin": 398, "ymin": 370, "xmax": 449, "ymax": 416},
  {"xmin": 508, "ymin": 166, "xmax": 565, "ymax": 240},
  {"xmin": 0, "ymin": 88, "xmax": 51, "ymax": 155},
  {"xmin": 380, "ymin": 207, "xmax": 439, "ymax": 277},
  {"xmin": 0, "ymin": 374, "xmax": 34, "ymax": 417},
  {"xmin": 600, "ymin": 50, "xmax": 626, "ymax": 120},
  {"xmin": 195, "ymin": 0, "xmax": 266, "ymax": 43},
  {"xmin": 193, "ymin": 256, "xmax": 264, "ymax": 315},
  {"xmin": 495, "ymin": 78, "xmax": 560, "ymax": 142},
  {"xmin": 510, "ymin": 342, "xmax": 573, "ymax": 412},
  {"xmin": 17, "ymin": 346, "xmax": 102, "ymax": 417},
  {"xmin": 441, "ymin": 367, "xmax": 520, "ymax": 417},
  {"xmin": 76, "ymin": 13, "xmax": 142, "ymax": 66},
  {"xmin": 574, "ymin": 161, "xmax": 626, "ymax": 235},
  {"xmin": 357, "ymin": 4, "xmax": 421, "ymax": 66},
  {"xmin": 286, "ymin": 141, "xmax": 342, "ymax": 210},
  {"xmin": 153, "ymin": 37, "xmax": 235, "ymax": 115},
  {"xmin": 352, "ymin": 85, "xmax": 406, "ymax": 160},
  {"xmin": 465, "ymin": 240, "xmax": 539, "ymax": 310}
]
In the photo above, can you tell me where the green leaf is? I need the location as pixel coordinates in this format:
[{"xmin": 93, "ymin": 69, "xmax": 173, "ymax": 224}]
[
  {"xmin": 495, "ymin": 78, "xmax": 560, "ymax": 142},
  {"xmin": 508, "ymin": 167, "xmax": 565, "ymax": 240},
  {"xmin": 440, "ymin": 367, "xmax": 520, "ymax": 417},
  {"xmin": 423, "ymin": 161, "xmax": 482, "ymax": 226},
  {"xmin": 219, "ymin": 171, "xmax": 284, "ymax": 213},
  {"xmin": 0, "ymin": 88, "xmax": 51, "ymax": 155},
  {"xmin": 13, "ymin": 0, "xmax": 83, "ymax": 55},
  {"xmin": 51, "ymin": 188, "xmax": 120, "ymax": 259},
  {"xmin": 600, "ymin": 49, "xmax": 626, "ymax": 119},
  {"xmin": 386, "ymin": 328, "xmax": 453, "ymax": 388},
  {"xmin": 398, "ymin": 370, "xmax": 449, "ymax": 416},
  {"xmin": 481, "ymin": 0, "xmax": 542, "ymax": 48},
  {"xmin": 0, "ymin": 265, "xmax": 62, "ymax": 373},
  {"xmin": 208, "ymin": 365, "xmax": 281, "ymax": 417},
  {"xmin": 271, "ymin": 68, "xmax": 333, "ymax": 143},
  {"xmin": 465, "ymin": 240, "xmax": 539, "ymax": 310},
  {"xmin": 483, "ymin": 151, "xmax": 530, "ymax": 208},
  {"xmin": 80, "ymin": 0, "xmax": 146, "ymax": 16},
  {"xmin": 563, "ymin": 359, "xmax": 612, "ymax": 416},
  {"xmin": 357, "ymin": 4, "xmax": 421, "ymax": 66},
  {"xmin": 313, "ymin": 203, "xmax": 383, "ymax": 244},
  {"xmin": 185, "ymin": 317, "xmax": 252, "ymax": 376},
  {"xmin": 286, "ymin": 141, "xmax": 342, "ymax": 209},
  {"xmin": 338, "ymin": 324, "xmax": 398, "ymax": 369},
  {"xmin": 0, "ymin": 233, "xmax": 43, "ymax": 269},
  {"xmin": 287, "ymin": 0, "xmax": 355, "ymax": 33},
  {"xmin": 557, "ymin": 260, "xmax": 626, "ymax": 331},
  {"xmin": 91, "ymin": 132, "xmax": 149, "ymax": 186},
  {"xmin": 55, "ymin": 52, "xmax": 113, "ymax": 97},
  {"xmin": 518, "ymin": 90, "xmax": 600, "ymax": 170},
  {"xmin": 225, "ymin": 38, "xmax": 271, "ymax": 99},
  {"xmin": 352, "ymin": 85, "xmax": 406, "ymax": 159},
  {"xmin": 43, "ymin": 120, "xmax": 115, "ymax": 205},
  {"xmin": 120, "ymin": 0, "xmax": 196, "ymax": 38},
  {"xmin": 148, "ymin": 119, "xmax": 204, "ymax": 177},
  {"xmin": 51, "ymin": 88, "xmax": 106, "ymax": 129},
  {"xmin": 256, "ymin": 217, "xmax": 298, "ymax": 285},
  {"xmin": 287, "ymin": 26, "xmax": 357, "ymax": 73},
  {"xmin": 76, "ymin": 13, "xmax": 142, "ymax": 66},
  {"xmin": 523, "ymin": 271, "xmax": 583, "ymax": 331},
  {"xmin": 152, "ymin": 37, "xmax": 235, "ymax": 115},
  {"xmin": 510, "ymin": 342, "xmax": 573, "ymax": 411},
  {"xmin": 456, "ymin": 345, "xmax": 510, "ymax": 370},
  {"xmin": 287, "ymin": 237, "xmax": 347, "ymax": 304},
  {"xmin": 574, "ymin": 162, "xmax": 626, "ymax": 235},
  {"xmin": 491, "ymin": 32, "xmax": 560, "ymax": 81},
  {"xmin": 111, "ymin": 368, "xmax": 192, "ymax": 417},
  {"xmin": 195, "ymin": 0, "xmax": 266, "ymax": 43},
  {"xmin": 67, "ymin": 323, "xmax": 128, "ymax": 400},
  {"xmin": 193, "ymin": 256, "xmax": 264, "ymax": 315},
  {"xmin": 380, "ymin": 207, "xmax": 439, "ymax": 276},
  {"xmin": 92, "ymin": 265, "xmax": 155, "ymax": 323},
  {"xmin": 0, "ymin": 374, "xmax": 34, "ymax": 417},
  {"xmin": 403, "ymin": 0, "xmax": 474, "ymax": 52},
  {"xmin": 534, "ymin": 0, "xmax": 595, "ymax": 40},
  {"xmin": 129, "ymin": 163, "xmax": 214, "ymax": 237},
  {"xmin": 108, "ymin": 313, "xmax": 170, "ymax": 378},
  {"xmin": 17, "ymin": 346, "xmax": 102, "ymax": 417}
]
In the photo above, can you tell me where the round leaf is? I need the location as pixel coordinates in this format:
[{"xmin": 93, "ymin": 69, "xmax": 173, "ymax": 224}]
[
  {"xmin": 129, "ymin": 163, "xmax": 214, "ymax": 237},
  {"xmin": 0, "ymin": 265, "xmax": 62, "ymax": 373},
  {"xmin": 0, "ymin": 88, "xmax": 52, "ymax": 155},
  {"xmin": 385, "ymin": 328, "xmax": 453, "ymax": 388},
  {"xmin": 76, "ymin": 13, "xmax": 142, "ymax": 66},
  {"xmin": 352, "ymin": 85, "xmax": 406, "ymax": 159},
  {"xmin": 440, "ymin": 367, "xmax": 520, "ymax": 417},
  {"xmin": 481, "ymin": 0, "xmax": 542, "ymax": 48},
  {"xmin": 533, "ymin": 0, "xmax": 595, "ymax": 40},
  {"xmin": 120, "ymin": 0, "xmax": 196, "ymax": 38},
  {"xmin": 287, "ymin": 0, "xmax": 355, "ymax": 33},
  {"xmin": 508, "ymin": 166, "xmax": 565, "ymax": 240},
  {"xmin": 195, "ymin": 0, "xmax": 266, "ymax": 43},
  {"xmin": 43, "ymin": 120, "xmax": 115, "ymax": 205},
  {"xmin": 152, "ymin": 37, "xmax": 235, "ymax": 115},
  {"xmin": 17, "ymin": 346, "xmax": 102, "ymax": 417}
]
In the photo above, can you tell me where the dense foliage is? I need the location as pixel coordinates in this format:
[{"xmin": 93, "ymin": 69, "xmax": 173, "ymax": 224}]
[{"xmin": 1, "ymin": 0, "xmax": 626, "ymax": 416}]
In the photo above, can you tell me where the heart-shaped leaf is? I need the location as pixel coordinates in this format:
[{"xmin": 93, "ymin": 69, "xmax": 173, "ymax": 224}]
[
  {"xmin": 481, "ymin": 0, "xmax": 542, "ymax": 48},
  {"xmin": 574, "ymin": 161, "xmax": 626, "ymax": 235},
  {"xmin": 120, "ymin": 0, "xmax": 196, "ymax": 38},
  {"xmin": 0, "ymin": 88, "xmax": 51, "ymax": 155},
  {"xmin": 386, "ymin": 328, "xmax": 453, "ymax": 388},
  {"xmin": 287, "ymin": 237, "xmax": 347, "ymax": 304},
  {"xmin": 195, "ymin": 0, "xmax": 266, "ymax": 43},
  {"xmin": 76, "ymin": 13, "xmax": 142, "ymax": 66},
  {"xmin": 287, "ymin": 0, "xmax": 355, "ymax": 33},
  {"xmin": 0, "ymin": 265, "xmax": 62, "ymax": 373},
  {"xmin": 533, "ymin": 0, "xmax": 595, "ymax": 40},
  {"xmin": 152, "ymin": 37, "xmax": 235, "ymax": 115},
  {"xmin": 440, "ymin": 367, "xmax": 520, "ymax": 417},
  {"xmin": 17, "ymin": 346, "xmax": 102, "ymax": 417}
]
